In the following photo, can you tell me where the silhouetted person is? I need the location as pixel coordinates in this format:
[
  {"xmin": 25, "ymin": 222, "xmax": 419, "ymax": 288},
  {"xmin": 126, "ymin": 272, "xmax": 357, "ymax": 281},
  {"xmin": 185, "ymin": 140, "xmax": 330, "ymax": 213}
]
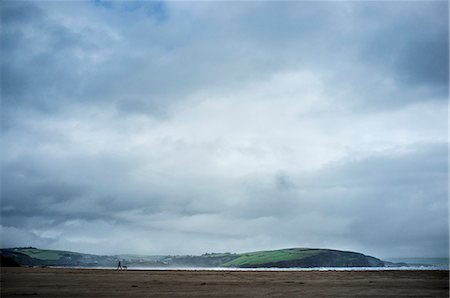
[{"xmin": 117, "ymin": 260, "xmax": 122, "ymax": 270}]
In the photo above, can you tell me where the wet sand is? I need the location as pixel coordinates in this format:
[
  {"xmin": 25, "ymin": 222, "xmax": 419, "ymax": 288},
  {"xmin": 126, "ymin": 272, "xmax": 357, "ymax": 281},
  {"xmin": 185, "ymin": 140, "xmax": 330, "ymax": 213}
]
[{"xmin": 1, "ymin": 267, "xmax": 448, "ymax": 297}]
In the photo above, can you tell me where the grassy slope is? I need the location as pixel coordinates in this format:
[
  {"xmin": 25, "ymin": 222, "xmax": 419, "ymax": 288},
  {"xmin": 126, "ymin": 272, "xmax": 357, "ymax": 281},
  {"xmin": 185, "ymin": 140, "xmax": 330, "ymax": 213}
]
[
  {"xmin": 223, "ymin": 248, "xmax": 321, "ymax": 267},
  {"xmin": 12, "ymin": 248, "xmax": 78, "ymax": 261},
  {"xmin": 2, "ymin": 248, "xmax": 119, "ymax": 267}
]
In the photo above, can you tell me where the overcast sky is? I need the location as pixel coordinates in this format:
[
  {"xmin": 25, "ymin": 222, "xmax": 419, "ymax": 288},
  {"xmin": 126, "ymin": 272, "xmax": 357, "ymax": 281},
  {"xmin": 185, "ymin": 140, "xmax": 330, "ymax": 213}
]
[{"xmin": 1, "ymin": 1, "xmax": 448, "ymax": 259}]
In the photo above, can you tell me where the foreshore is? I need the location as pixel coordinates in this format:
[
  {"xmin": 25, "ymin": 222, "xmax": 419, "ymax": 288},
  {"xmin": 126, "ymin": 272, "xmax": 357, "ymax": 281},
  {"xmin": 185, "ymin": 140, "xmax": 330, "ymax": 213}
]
[{"xmin": 1, "ymin": 267, "xmax": 448, "ymax": 297}]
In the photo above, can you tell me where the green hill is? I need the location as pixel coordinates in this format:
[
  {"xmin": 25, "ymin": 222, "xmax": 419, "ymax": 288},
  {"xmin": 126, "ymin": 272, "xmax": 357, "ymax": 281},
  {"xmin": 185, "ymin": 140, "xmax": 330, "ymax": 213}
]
[
  {"xmin": 0, "ymin": 247, "xmax": 118, "ymax": 267},
  {"xmin": 222, "ymin": 248, "xmax": 321, "ymax": 267},
  {"xmin": 1, "ymin": 247, "xmax": 385, "ymax": 268},
  {"xmin": 221, "ymin": 248, "xmax": 384, "ymax": 268}
]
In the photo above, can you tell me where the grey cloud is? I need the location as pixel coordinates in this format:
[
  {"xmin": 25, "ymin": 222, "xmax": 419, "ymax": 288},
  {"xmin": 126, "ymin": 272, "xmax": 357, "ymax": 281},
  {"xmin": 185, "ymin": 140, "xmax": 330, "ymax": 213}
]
[
  {"xmin": 1, "ymin": 1, "xmax": 448, "ymax": 257},
  {"xmin": 0, "ymin": 143, "xmax": 447, "ymax": 257},
  {"xmin": 227, "ymin": 143, "xmax": 448, "ymax": 257},
  {"xmin": 357, "ymin": 1, "xmax": 448, "ymax": 93},
  {"xmin": 3, "ymin": 1, "xmax": 447, "ymax": 123},
  {"xmin": 395, "ymin": 37, "xmax": 448, "ymax": 89},
  {"xmin": 0, "ymin": 2, "xmax": 44, "ymax": 25},
  {"xmin": 1, "ymin": 7, "xmax": 98, "ymax": 114},
  {"xmin": 93, "ymin": 1, "xmax": 168, "ymax": 22}
]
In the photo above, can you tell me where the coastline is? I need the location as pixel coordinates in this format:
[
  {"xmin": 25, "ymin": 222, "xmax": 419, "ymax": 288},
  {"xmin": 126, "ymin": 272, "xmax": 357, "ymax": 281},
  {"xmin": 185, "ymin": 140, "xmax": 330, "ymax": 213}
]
[{"xmin": 48, "ymin": 265, "xmax": 450, "ymax": 271}]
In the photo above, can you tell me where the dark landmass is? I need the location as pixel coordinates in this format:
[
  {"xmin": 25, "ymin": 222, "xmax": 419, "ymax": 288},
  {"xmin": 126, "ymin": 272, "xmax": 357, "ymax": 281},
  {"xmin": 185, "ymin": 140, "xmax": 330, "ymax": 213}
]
[
  {"xmin": 385, "ymin": 257, "xmax": 449, "ymax": 268},
  {"xmin": 1, "ymin": 247, "xmax": 387, "ymax": 268},
  {"xmin": 1, "ymin": 267, "xmax": 449, "ymax": 297},
  {"xmin": 1, "ymin": 247, "xmax": 117, "ymax": 268},
  {"xmin": 1, "ymin": 254, "xmax": 20, "ymax": 267}
]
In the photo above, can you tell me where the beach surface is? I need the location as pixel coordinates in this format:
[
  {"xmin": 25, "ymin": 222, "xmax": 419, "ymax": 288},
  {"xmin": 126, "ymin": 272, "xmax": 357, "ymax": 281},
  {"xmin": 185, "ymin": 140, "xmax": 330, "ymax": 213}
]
[{"xmin": 1, "ymin": 267, "xmax": 448, "ymax": 297}]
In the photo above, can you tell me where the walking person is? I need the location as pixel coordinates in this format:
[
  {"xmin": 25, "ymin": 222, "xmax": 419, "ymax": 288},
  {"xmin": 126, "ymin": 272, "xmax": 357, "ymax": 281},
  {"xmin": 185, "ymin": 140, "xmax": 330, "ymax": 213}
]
[{"xmin": 117, "ymin": 260, "xmax": 123, "ymax": 270}]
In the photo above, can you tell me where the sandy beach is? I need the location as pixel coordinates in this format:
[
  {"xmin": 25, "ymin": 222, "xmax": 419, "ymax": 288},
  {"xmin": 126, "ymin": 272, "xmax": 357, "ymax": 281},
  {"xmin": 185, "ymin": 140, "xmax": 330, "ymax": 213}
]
[{"xmin": 1, "ymin": 267, "xmax": 448, "ymax": 297}]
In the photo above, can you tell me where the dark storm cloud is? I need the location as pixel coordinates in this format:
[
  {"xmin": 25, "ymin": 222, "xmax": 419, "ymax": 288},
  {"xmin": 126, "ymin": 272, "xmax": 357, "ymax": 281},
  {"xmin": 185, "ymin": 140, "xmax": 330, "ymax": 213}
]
[
  {"xmin": 0, "ymin": 1, "xmax": 43, "ymax": 25},
  {"xmin": 0, "ymin": 1, "xmax": 448, "ymax": 256},
  {"xmin": 1, "ymin": 2, "xmax": 106, "ymax": 120},
  {"xmin": 92, "ymin": 0, "xmax": 167, "ymax": 20},
  {"xmin": 2, "ymin": 1, "xmax": 447, "ymax": 120},
  {"xmin": 0, "ymin": 2, "xmax": 157, "ymax": 116},
  {"xmin": 0, "ymin": 1, "xmax": 205, "ymax": 119},
  {"xmin": 357, "ymin": 1, "xmax": 449, "ymax": 95}
]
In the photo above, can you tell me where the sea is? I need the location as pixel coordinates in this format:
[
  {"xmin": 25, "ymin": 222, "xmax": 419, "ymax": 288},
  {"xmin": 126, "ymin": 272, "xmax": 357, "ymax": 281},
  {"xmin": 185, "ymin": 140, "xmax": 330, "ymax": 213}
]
[
  {"xmin": 69, "ymin": 264, "xmax": 449, "ymax": 271},
  {"xmin": 58, "ymin": 258, "xmax": 450, "ymax": 271},
  {"xmin": 384, "ymin": 257, "xmax": 449, "ymax": 268},
  {"xmin": 125, "ymin": 266, "xmax": 449, "ymax": 271}
]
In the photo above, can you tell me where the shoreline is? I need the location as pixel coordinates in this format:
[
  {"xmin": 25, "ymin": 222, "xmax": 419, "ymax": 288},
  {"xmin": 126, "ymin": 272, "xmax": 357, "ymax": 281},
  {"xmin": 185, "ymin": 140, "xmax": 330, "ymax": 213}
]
[{"xmin": 46, "ymin": 265, "xmax": 449, "ymax": 271}]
